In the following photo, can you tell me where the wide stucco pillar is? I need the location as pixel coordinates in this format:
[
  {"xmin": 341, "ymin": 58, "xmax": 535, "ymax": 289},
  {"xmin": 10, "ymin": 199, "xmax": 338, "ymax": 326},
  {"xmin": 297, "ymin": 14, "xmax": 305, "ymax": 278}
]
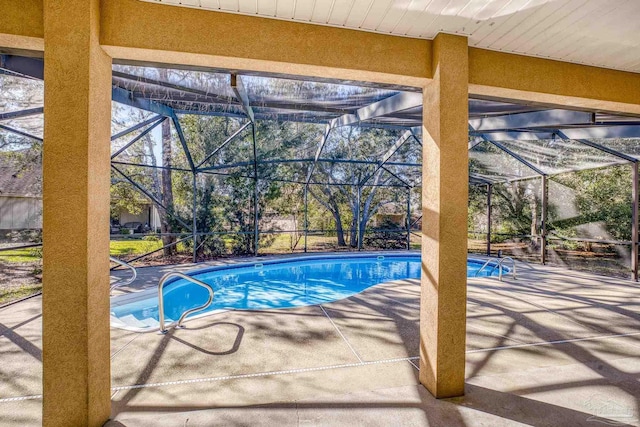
[
  {"xmin": 42, "ymin": 0, "xmax": 112, "ymax": 425},
  {"xmin": 420, "ymin": 33, "xmax": 469, "ymax": 398}
]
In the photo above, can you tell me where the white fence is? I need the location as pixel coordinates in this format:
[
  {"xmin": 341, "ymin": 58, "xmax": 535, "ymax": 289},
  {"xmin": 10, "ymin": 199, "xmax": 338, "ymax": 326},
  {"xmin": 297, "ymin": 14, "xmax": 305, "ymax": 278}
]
[{"xmin": 0, "ymin": 196, "xmax": 42, "ymax": 230}]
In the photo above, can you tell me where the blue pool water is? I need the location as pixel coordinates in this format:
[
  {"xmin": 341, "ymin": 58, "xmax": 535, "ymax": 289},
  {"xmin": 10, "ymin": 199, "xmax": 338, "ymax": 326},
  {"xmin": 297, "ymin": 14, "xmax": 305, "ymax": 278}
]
[{"xmin": 110, "ymin": 254, "xmax": 501, "ymax": 329}]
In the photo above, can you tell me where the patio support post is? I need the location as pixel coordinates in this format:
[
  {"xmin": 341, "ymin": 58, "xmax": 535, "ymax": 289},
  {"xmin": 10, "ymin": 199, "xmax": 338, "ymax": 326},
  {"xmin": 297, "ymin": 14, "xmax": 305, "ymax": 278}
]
[
  {"xmin": 406, "ymin": 187, "xmax": 411, "ymax": 250},
  {"xmin": 252, "ymin": 123, "xmax": 259, "ymax": 256},
  {"xmin": 42, "ymin": 0, "xmax": 112, "ymax": 425},
  {"xmin": 192, "ymin": 172, "xmax": 197, "ymax": 263},
  {"xmin": 420, "ymin": 33, "xmax": 469, "ymax": 399},
  {"xmin": 487, "ymin": 183, "xmax": 492, "ymax": 256},
  {"xmin": 632, "ymin": 162, "xmax": 639, "ymax": 281},
  {"xmin": 541, "ymin": 175, "xmax": 548, "ymax": 264}
]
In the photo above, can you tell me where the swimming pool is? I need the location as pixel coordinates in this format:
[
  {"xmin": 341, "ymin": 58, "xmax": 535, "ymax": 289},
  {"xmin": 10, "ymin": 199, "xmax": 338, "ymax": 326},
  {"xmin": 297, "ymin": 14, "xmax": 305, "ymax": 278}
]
[{"xmin": 110, "ymin": 254, "xmax": 503, "ymax": 331}]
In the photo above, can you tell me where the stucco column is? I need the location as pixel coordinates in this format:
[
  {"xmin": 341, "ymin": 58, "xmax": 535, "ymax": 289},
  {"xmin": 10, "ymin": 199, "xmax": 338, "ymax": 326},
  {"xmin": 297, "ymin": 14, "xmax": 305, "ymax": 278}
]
[
  {"xmin": 42, "ymin": 1, "xmax": 112, "ymax": 425},
  {"xmin": 420, "ymin": 33, "xmax": 469, "ymax": 398}
]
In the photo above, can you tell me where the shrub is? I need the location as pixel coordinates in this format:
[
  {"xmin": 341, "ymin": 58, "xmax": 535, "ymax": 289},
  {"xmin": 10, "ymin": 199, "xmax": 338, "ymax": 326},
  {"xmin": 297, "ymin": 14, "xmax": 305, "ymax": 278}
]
[
  {"xmin": 363, "ymin": 219, "xmax": 407, "ymax": 249},
  {"xmin": 4, "ymin": 229, "xmax": 42, "ymax": 244}
]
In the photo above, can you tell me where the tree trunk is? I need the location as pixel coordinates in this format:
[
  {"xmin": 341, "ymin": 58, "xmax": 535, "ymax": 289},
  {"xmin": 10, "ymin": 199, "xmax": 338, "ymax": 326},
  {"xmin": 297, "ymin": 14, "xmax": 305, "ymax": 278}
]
[
  {"xmin": 348, "ymin": 185, "xmax": 360, "ymax": 248},
  {"xmin": 349, "ymin": 216, "xmax": 358, "ymax": 247},
  {"xmin": 357, "ymin": 176, "xmax": 382, "ymax": 248},
  {"xmin": 160, "ymin": 117, "xmax": 176, "ymax": 256},
  {"xmin": 530, "ymin": 183, "xmax": 540, "ymax": 249},
  {"xmin": 308, "ymin": 186, "xmax": 347, "ymax": 247},
  {"xmin": 143, "ymin": 131, "xmax": 161, "ymax": 203},
  {"xmin": 334, "ymin": 210, "xmax": 346, "ymax": 247}
]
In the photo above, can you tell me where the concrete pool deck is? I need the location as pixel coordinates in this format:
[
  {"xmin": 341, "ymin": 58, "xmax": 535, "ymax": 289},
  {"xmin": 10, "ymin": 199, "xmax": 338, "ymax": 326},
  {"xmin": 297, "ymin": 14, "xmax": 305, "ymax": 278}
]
[{"xmin": 1, "ymin": 254, "xmax": 640, "ymax": 426}]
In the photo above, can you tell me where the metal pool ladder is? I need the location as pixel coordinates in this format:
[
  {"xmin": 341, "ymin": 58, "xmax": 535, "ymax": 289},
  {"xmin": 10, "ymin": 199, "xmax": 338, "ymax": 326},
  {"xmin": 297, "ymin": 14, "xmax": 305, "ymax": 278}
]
[
  {"xmin": 157, "ymin": 272, "xmax": 215, "ymax": 334},
  {"xmin": 109, "ymin": 256, "xmax": 137, "ymax": 295},
  {"xmin": 475, "ymin": 257, "xmax": 517, "ymax": 281}
]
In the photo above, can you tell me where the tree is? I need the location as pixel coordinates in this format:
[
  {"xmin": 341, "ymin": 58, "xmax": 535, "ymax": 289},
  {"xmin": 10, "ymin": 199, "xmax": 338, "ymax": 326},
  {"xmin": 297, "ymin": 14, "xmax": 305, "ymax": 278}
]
[
  {"xmin": 551, "ymin": 165, "xmax": 632, "ymax": 241},
  {"xmin": 174, "ymin": 113, "xmax": 315, "ymax": 256},
  {"xmin": 469, "ymin": 142, "xmax": 541, "ymax": 239},
  {"xmin": 308, "ymin": 127, "xmax": 411, "ymax": 248},
  {"xmin": 0, "ymin": 74, "xmax": 43, "ymax": 190},
  {"xmin": 110, "ymin": 104, "xmax": 166, "ymax": 228},
  {"xmin": 160, "ymin": 116, "xmax": 177, "ymax": 256}
]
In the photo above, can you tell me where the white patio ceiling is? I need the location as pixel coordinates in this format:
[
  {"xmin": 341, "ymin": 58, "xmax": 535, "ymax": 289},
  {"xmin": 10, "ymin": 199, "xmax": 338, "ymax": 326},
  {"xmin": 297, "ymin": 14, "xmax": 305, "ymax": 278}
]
[{"xmin": 141, "ymin": 0, "xmax": 640, "ymax": 74}]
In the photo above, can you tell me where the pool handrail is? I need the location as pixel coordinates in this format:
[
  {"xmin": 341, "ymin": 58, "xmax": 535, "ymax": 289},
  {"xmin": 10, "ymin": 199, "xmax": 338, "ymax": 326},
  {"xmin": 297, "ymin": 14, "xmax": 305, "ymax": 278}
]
[
  {"xmin": 158, "ymin": 272, "xmax": 214, "ymax": 334},
  {"xmin": 475, "ymin": 257, "xmax": 516, "ymax": 281},
  {"xmin": 497, "ymin": 257, "xmax": 516, "ymax": 281},
  {"xmin": 109, "ymin": 256, "xmax": 137, "ymax": 295}
]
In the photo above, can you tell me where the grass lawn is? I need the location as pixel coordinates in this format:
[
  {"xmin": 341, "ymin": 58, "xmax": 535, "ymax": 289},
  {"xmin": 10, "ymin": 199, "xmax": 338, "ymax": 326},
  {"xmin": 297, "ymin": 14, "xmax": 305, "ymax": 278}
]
[
  {"xmin": 0, "ymin": 239, "xmax": 165, "ymax": 263},
  {"xmin": 261, "ymin": 232, "xmax": 422, "ymax": 253},
  {"xmin": 260, "ymin": 233, "xmax": 345, "ymax": 253},
  {"xmin": 109, "ymin": 239, "xmax": 163, "ymax": 257},
  {"xmin": 264, "ymin": 233, "xmax": 303, "ymax": 252},
  {"xmin": 0, "ymin": 239, "xmax": 163, "ymax": 305},
  {"xmin": 0, "ymin": 284, "xmax": 42, "ymax": 305},
  {"xmin": 0, "ymin": 247, "xmax": 42, "ymax": 262}
]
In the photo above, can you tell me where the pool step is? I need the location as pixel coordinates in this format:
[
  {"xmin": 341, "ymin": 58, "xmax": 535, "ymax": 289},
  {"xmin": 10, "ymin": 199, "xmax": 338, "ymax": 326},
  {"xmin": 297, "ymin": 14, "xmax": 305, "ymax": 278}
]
[
  {"xmin": 117, "ymin": 314, "xmax": 160, "ymax": 329},
  {"xmin": 140, "ymin": 317, "xmax": 160, "ymax": 328}
]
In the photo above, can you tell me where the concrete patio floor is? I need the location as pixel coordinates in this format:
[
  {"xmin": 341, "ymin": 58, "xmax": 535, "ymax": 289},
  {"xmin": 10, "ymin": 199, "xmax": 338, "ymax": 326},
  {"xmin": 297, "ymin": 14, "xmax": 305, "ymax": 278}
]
[{"xmin": 1, "ymin": 254, "xmax": 640, "ymax": 426}]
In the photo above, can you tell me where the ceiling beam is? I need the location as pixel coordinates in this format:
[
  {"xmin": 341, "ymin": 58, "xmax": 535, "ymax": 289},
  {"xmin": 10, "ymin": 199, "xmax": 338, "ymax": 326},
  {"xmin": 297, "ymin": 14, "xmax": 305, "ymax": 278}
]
[
  {"xmin": 112, "ymin": 86, "xmax": 174, "ymax": 117},
  {"xmin": 469, "ymin": 130, "xmax": 555, "ymax": 141},
  {"xmin": 555, "ymin": 125, "xmax": 640, "ymax": 140},
  {"xmin": 330, "ymin": 91, "xmax": 422, "ymax": 128},
  {"xmin": 469, "ymin": 48, "xmax": 640, "ymax": 116},
  {"xmin": 101, "ymin": 0, "xmax": 430, "ymax": 87},
  {"xmin": 111, "ymin": 86, "xmax": 198, "ymax": 172},
  {"xmin": 113, "ymin": 70, "xmax": 236, "ymax": 104},
  {"xmin": 469, "ymin": 109, "xmax": 593, "ymax": 132},
  {"xmin": 358, "ymin": 92, "xmax": 422, "ymax": 122},
  {"xmin": 0, "ymin": 55, "xmax": 43, "ymax": 80}
]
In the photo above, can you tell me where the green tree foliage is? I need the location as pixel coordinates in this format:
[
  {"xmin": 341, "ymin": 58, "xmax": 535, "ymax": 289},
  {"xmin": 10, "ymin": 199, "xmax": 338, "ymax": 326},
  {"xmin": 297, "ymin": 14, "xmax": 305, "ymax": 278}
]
[
  {"xmin": 551, "ymin": 166, "xmax": 632, "ymax": 241},
  {"xmin": 0, "ymin": 74, "xmax": 43, "ymax": 190},
  {"xmin": 309, "ymin": 127, "xmax": 414, "ymax": 247},
  {"xmin": 493, "ymin": 181, "xmax": 540, "ymax": 236},
  {"xmin": 176, "ymin": 115, "xmax": 320, "ymax": 255},
  {"xmin": 468, "ymin": 141, "xmax": 541, "ymax": 239},
  {"xmin": 110, "ymin": 105, "xmax": 161, "ymax": 221},
  {"xmin": 468, "ymin": 184, "xmax": 487, "ymax": 232},
  {"xmin": 468, "ymin": 180, "xmax": 540, "ymax": 238},
  {"xmin": 468, "ymin": 138, "xmax": 636, "ymax": 245}
]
